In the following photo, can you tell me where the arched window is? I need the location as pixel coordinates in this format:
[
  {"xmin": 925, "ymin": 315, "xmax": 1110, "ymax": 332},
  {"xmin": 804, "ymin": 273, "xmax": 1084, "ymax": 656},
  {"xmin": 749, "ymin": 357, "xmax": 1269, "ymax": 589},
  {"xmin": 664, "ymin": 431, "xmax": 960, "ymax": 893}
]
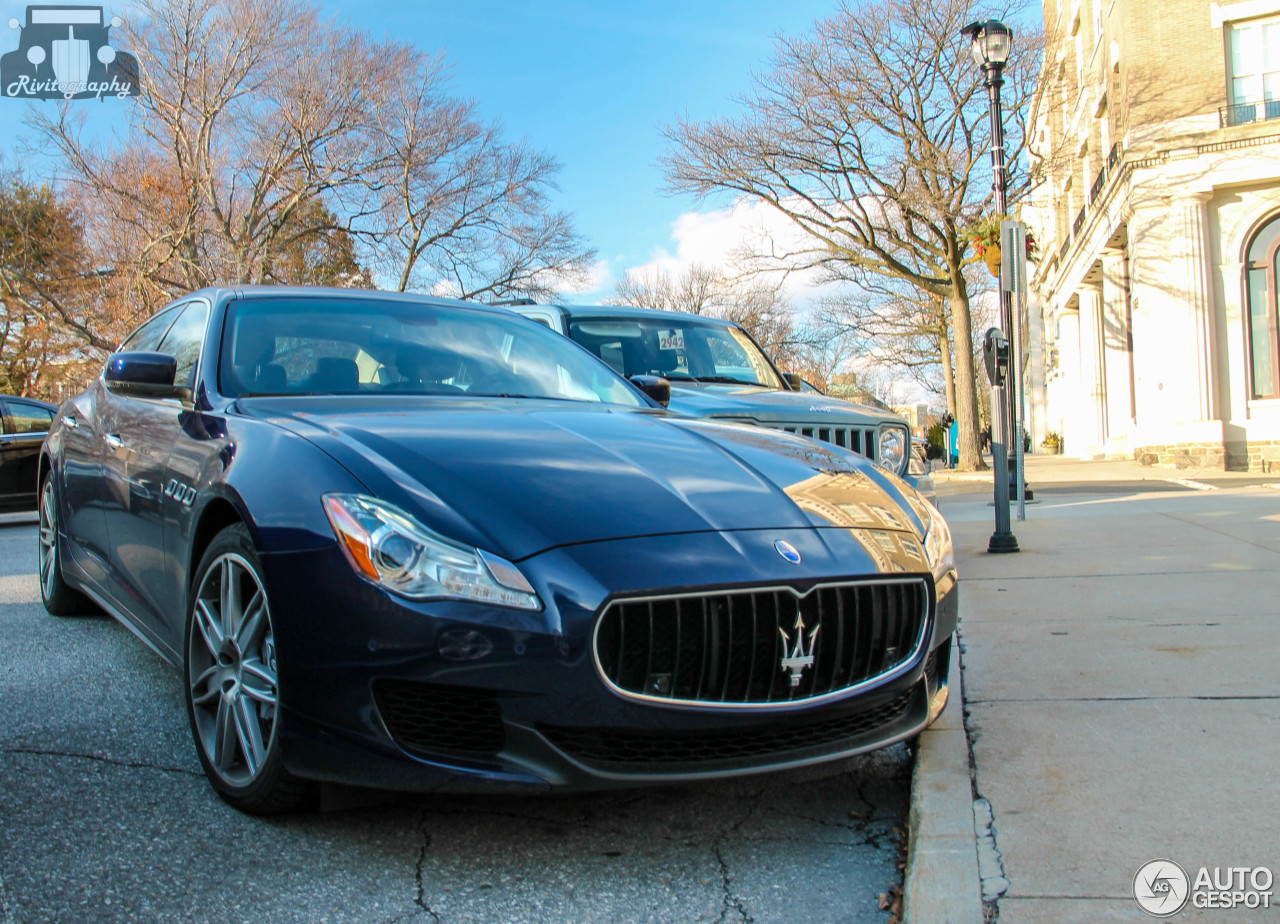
[{"xmin": 1246, "ymin": 215, "xmax": 1280, "ymax": 398}]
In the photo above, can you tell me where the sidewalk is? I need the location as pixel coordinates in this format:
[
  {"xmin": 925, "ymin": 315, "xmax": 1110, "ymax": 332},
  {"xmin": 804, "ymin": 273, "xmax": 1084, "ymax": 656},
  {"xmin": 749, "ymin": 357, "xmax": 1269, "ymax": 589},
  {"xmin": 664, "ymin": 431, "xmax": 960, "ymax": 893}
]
[{"xmin": 904, "ymin": 455, "xmax": 1280, "ymax": 922}]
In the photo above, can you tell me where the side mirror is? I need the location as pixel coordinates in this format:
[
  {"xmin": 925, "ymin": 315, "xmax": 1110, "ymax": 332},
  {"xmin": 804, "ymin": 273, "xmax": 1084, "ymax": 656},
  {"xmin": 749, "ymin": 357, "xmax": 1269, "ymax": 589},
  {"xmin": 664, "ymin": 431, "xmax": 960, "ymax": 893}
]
[
  {"xmin": 781, "ymin": 372, "xmax": 803, "ymax": 391},
  {"xmin": 628, "ymin": 374, "xmax": 671, "ymax": 408},
  {"xmin": 105, "ymin": 351, "xmax": 189, "ymax": 400}
]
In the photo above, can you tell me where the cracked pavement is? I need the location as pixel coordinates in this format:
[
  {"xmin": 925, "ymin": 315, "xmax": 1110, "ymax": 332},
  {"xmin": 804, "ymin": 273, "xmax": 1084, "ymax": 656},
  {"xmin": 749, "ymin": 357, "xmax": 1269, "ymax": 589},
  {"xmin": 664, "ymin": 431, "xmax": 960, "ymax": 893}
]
[{"xmin": 0, "ymin": 517, "xmax": 907, "ymax": 924}]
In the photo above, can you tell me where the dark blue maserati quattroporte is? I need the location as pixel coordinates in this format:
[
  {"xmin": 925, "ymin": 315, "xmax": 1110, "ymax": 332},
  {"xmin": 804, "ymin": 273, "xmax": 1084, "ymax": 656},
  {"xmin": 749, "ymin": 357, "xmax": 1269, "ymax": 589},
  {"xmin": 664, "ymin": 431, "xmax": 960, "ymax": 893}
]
[{"xmin": 39, "ymin": 287, "xmax": 957, "ymax": 813}]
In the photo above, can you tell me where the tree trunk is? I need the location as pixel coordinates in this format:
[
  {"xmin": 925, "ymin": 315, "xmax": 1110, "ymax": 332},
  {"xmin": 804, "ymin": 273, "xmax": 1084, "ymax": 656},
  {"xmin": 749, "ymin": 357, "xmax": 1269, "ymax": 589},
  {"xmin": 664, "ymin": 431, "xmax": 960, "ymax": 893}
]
[
  {"xmin": 938, "ymin": 317, "xmax": 956, "ymax": 418},
  {"xmin": 948, "ymin": 288, "xmax": 987, "ymax": 471}
]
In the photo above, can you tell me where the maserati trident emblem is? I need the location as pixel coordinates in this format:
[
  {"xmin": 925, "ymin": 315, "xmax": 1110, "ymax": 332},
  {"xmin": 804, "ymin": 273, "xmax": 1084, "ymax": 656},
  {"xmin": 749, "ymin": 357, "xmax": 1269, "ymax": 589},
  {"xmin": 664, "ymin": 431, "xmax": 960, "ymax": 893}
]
[
  {"xmin": 778, "ymin": 613, "xmax": 820, "ymax": 687},
  {"xmin": 774, "ymin": 539, "xmax": 801, "ymax": 564}
]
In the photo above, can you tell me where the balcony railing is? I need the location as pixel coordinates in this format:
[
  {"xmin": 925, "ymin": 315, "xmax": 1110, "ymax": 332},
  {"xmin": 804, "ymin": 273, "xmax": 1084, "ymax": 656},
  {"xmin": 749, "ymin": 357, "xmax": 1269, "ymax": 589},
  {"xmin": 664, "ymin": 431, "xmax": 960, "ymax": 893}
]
[
  {"xmin": 1089, "ymin": 166, "xmax": 1107, "ymax": 204},
  {"xmin": 1058, "ymin": 238, "xmax": 1071, "ymax": 262},
  {"xmin": 1107, "ymin": 142, "xmax": 1120, "ymax": 172},
  {"xmin": 1073, "ymin": 205, "xmax": 1087, "ymax": 237},
  {"xmin": 1220, "ymin": 98, "xmax": 1280, "ymax": 127}
]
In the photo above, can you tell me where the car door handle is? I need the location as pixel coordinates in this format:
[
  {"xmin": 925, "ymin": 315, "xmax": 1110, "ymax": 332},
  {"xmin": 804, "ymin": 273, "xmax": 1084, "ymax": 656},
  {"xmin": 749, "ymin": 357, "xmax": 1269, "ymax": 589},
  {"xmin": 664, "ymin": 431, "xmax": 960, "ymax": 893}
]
[{"xmin": 104, "ymin": 433, "xmax": 123, "ymax": 450}]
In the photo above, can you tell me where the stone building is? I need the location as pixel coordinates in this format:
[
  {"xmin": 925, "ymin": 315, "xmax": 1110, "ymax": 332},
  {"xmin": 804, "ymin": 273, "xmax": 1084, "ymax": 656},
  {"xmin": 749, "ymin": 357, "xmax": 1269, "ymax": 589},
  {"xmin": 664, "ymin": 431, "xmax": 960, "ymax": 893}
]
[{"xmin": 1024, "ymin": 0, "xmax": 1280, "ymax": 470}]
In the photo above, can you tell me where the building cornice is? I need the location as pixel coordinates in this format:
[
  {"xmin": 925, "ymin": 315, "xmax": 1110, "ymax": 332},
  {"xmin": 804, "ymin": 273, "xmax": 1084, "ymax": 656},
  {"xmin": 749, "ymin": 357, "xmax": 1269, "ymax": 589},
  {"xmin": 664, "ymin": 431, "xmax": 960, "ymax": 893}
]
[
  {"xmin": 1035, "ymin": 128, "xmax": 1280, "ymax": 303},
  {"xmin": 1211, "ymin": 0, "xmax": 1280, "ymax": 27}
]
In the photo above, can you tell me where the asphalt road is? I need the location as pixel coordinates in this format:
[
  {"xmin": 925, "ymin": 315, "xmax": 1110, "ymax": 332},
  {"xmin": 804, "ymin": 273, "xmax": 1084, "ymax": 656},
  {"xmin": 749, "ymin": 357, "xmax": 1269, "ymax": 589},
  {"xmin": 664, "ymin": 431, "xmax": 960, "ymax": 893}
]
[{"xmin": 0, "ymin": 516, "xmax": 907, "ymax": 924}]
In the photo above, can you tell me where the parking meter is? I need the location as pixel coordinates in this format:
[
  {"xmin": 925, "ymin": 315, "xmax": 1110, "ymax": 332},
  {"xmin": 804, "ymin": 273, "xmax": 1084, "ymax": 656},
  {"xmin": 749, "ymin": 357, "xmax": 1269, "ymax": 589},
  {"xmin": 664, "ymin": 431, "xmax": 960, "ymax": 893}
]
[
  {"xmin": 983, "ymin": 326, "xmax": 1019, "ymax": 553},
  {"xmin": 983, "ymin": 327, "xmax": 1009, "ymax": 387}
]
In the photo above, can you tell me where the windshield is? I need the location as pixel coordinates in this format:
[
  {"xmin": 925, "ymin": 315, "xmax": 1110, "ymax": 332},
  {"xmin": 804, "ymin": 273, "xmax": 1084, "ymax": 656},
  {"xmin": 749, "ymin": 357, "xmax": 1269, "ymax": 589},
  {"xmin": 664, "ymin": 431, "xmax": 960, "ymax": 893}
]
[
  {"xmin": 218, "ymin": 297, "xmax": 645, "ymax": 407},
  {"xmin": 566, "ymin": 316, "xmax": 783, "ymax": 388}
]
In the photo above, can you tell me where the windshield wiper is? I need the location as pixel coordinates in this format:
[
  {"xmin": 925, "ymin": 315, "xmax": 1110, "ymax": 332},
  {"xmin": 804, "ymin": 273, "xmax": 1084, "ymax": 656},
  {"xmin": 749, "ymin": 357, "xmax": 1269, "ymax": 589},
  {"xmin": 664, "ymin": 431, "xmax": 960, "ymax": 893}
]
[
  {"xmin": 467, "ymin": 393, "xmax": 579, "ymax": 401},
  {"xmin": 694, "ymin": 376, "xmax": 766, "ymax": 387}
]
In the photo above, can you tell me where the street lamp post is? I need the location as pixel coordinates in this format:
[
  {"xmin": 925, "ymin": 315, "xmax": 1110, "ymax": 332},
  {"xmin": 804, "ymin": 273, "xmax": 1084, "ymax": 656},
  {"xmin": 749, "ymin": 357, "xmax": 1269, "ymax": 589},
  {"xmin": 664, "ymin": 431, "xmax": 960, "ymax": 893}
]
[
  {"xmin": 964, "ymin": 20, "xmax": 1013, "ymax": 215},
  {"xmin": 963, "ymin": 19, "xmax": 1030, "ymax": 553}
]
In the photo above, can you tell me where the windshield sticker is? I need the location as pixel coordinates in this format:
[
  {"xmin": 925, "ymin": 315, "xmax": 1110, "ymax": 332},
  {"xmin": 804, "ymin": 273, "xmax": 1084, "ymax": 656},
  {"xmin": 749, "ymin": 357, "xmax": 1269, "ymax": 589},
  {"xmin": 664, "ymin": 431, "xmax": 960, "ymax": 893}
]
[{"xmin": 657, "ymin": 329, "xmax": 685, "ymax": 351}]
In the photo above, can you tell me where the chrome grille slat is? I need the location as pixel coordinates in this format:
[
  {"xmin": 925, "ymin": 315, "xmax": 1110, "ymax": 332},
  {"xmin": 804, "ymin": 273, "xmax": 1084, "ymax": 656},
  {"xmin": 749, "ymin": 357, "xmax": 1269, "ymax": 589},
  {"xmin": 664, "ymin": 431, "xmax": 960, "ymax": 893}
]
[{"xmin": 594, "ymin": 579, "xmax": 930, "ymax": 708}]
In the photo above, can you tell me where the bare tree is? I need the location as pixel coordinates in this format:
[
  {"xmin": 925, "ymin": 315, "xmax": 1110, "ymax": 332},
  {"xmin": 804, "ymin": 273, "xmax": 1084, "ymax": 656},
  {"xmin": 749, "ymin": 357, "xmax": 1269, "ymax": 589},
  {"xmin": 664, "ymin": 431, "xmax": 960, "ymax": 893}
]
[
  {"xmin": 34, "ymin": 0, "xmax": 391, "ymax": 291},
  {"xmin": 662, "ymin": 0, "xmax": 1038, "ymax": 470},
  {"xmin": 366, "ymin": 61, "xmax": 595, "ymax": 299},
  {"xmin": 25, "ymin": 0, "xmax": 594, "ymax": 353},
  {"xmin": 611, "ymin": 264, "xmax": 722, "ymax": 314},
  {"xmin": 819, "ymin": 284, "xmax": 957, "ymax": 411}
]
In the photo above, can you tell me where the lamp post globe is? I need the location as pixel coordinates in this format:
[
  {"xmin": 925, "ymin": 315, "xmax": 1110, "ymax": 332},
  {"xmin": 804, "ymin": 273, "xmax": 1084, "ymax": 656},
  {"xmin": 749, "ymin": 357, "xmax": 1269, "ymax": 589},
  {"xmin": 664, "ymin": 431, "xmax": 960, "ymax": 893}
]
[{"xmin": 965, "ymin": 19, "xmax": 1013, "ymax": 69}]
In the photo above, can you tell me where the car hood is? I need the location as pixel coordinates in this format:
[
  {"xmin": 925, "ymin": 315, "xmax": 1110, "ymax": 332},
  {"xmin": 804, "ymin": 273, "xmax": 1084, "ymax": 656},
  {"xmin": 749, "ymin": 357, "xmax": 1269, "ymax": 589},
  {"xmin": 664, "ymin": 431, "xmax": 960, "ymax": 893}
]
[
  {"xmin": 236, "ymin": 397, "xmax": 925, "ymax": 561},
  {"xmin": 666, "ymin": 383, "xmax": 899, "ymax": 426}
]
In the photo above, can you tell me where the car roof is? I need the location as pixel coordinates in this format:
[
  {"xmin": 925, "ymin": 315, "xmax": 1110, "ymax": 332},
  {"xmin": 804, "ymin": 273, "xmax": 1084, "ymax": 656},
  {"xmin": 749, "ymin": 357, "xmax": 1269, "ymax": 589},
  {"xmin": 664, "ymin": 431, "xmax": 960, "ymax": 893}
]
[
  {"xmin": 176, "ymin": 285, "xmax": 525, "ymax": 322},
  {"xmin": 531, "ymin": 303, "xmax": 744, "ymax": 328},
  {"xmin": 1, "ymin": 395, "xmax": 57, "ymax": 410}
]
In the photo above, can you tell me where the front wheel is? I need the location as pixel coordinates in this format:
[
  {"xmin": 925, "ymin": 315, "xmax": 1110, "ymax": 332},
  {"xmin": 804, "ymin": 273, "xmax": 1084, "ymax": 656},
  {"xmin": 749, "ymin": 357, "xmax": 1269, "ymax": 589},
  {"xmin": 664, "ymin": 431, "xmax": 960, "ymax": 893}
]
[{"xmin": 185, "ymin": 523, "xmax": 308, "ymax": 814}]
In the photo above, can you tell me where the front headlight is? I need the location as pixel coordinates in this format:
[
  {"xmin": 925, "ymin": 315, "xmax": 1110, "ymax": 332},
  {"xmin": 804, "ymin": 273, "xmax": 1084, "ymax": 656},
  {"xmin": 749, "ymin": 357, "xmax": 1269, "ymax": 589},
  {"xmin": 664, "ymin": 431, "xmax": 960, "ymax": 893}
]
[
  {"xmin": 322, "ymin": 494, "xmax": 541, "ymax": 611},
  {"xmin": 920, "ymin": 497, "xmax": 956, "ymax": 586},
  {"xmin": 877, "ymin": 425, "xmax": 909, "ymax": 475}
]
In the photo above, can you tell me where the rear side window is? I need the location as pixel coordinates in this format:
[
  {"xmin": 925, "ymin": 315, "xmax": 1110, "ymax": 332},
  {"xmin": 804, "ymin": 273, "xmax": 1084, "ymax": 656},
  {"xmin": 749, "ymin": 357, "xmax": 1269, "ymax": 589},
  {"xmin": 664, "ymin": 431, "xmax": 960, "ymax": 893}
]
[{"xmin": 7, "ymin": 402, "xmax": 54, "ymax": 434}]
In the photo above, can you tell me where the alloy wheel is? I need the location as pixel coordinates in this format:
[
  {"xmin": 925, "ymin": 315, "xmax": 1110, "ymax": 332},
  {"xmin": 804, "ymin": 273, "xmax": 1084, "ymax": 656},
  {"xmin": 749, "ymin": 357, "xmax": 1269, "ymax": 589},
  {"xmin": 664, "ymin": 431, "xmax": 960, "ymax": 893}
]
[
  {"xmin": 188, "ymin": 552, "xmax": 279, "ymax": 786},
  {"xmin": 38, "ymin": 480, "xmax": 57, "ymax": 601}
]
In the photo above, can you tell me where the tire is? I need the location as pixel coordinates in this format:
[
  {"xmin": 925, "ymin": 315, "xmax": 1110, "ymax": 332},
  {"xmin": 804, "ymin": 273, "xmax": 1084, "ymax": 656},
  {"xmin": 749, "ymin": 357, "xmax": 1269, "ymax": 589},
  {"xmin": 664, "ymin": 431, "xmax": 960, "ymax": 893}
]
[
  {"xmin": 38, "ymin": 474, "xmax": 99, "ymax": 616},
  {"xmin": 184, "ymin": 523, "xmax": 309, "ymax": 814}
]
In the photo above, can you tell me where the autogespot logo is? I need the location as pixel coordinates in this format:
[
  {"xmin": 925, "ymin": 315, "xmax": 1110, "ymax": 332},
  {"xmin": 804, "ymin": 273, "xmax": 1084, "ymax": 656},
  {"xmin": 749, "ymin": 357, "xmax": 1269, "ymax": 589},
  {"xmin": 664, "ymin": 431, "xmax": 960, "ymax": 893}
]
[
  {"xmin": 1134, "ymin": 859, "xmax": 1276, "ymax": 915},
  {"xmin": 1134, "ymin": 859, "xmax": 1190, "ymax": 917}
]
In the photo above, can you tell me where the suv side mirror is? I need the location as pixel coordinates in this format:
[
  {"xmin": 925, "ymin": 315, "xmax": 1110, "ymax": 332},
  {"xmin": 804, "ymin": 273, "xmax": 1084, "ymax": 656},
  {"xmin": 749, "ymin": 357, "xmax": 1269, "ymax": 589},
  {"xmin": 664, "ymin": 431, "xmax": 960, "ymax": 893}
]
[
  {"xmin": 781, "ymin": 372, "xmax": 803, "ymax": 390},
  {"xmin": 629, "ymin": 374, "xmax": 671, "ymax": 408},
  {"xmin": 105, "ymin": 351, "xmax": 190, "ymax": 400}
]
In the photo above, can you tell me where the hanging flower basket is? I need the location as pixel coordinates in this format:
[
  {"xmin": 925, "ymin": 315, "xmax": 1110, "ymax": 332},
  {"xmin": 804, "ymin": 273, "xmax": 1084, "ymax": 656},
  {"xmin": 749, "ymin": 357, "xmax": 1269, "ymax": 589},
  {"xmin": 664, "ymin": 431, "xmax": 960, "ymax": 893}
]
[
  {"xmin": 983, "ymin": 243, "xmax": 1002, "ymax": 277},
  {"xmin": 970, "ymin": 214, "xmax": 1038, "ymax": 278}
]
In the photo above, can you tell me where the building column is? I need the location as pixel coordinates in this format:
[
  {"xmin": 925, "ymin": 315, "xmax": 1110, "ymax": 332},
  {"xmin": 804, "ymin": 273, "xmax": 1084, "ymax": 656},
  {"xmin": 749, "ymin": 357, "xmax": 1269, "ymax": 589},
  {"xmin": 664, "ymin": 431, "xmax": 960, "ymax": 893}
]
[
  {"xmin": 1219, "ymin": 259, "xmax": 1248, "ymax": 425},
  {"xmin": 1175, "ymin": 193, "xmax": 1220, "ymax": 422},
  {"xmin": 1077, "ymin": 282, "xmax": 1108, "ymax": 457},
  {"xmin": 1056, "ymin": 303, "xmax": 1082, "ymax": 457},
  {"xmin": 1101, "ymin": 248, "xmax": 1134, "ymax": 454}
]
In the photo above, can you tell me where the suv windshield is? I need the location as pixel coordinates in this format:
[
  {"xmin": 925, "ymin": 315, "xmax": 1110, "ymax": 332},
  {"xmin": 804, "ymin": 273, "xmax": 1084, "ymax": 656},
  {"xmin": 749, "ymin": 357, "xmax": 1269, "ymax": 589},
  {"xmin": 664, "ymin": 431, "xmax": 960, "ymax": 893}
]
[
  {"xmin": 219, "ymin": 297, "xmax": 645, "ymax": 407},
  {"xmin": 566, "ymin": 317, "xmax": 783, "ymax": 388}
]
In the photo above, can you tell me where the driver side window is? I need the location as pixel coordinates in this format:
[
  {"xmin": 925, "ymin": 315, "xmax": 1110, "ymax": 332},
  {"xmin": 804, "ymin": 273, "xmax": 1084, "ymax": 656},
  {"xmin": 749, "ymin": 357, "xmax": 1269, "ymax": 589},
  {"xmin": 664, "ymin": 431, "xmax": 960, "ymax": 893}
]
[
  {"xmin": 156, "ymin": 301, "xmax": 211, "ymax": 391},
  {"xmin": 119, "ymin": 306, "xmax": 182, "ymax": 353}
]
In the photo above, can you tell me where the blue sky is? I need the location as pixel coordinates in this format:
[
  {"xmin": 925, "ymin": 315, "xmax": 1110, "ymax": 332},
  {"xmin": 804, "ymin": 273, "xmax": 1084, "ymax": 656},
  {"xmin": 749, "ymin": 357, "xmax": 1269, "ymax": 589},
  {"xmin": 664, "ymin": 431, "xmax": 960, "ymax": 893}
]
[
  {"xmin": 336, "ymin": 0, "xmax": 843, "ymax": 299},
  {"xmin": 0, "ymin": 0, "xmax": 840, "ymax": 300}
]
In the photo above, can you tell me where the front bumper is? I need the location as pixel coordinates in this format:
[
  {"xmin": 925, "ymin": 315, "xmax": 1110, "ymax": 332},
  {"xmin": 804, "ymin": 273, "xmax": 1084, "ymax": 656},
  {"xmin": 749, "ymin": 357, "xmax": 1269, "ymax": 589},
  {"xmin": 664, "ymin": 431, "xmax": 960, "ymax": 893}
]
[{"xmin": 261, "ymin": 528, "xmax": 958, "ymax": 793}]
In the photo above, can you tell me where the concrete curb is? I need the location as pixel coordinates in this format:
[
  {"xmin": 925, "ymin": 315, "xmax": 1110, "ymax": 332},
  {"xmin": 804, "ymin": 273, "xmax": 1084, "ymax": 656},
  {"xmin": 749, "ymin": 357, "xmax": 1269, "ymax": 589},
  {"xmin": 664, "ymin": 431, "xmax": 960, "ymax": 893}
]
[{"xmin": 901, "ymin": 638, "xmax": 983, "ymax": 924}]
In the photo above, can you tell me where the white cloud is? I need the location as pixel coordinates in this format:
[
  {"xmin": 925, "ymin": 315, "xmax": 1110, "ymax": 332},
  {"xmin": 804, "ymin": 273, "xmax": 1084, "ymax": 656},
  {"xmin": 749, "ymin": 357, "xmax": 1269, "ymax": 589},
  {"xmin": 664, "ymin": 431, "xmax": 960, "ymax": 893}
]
[
  {"xmin": 619, "ymin": 198, "xmax": 829, "ymax": 303},
  {"xmin": 560, "ymin": 258, "xmax": 613, "ymax": 295}
]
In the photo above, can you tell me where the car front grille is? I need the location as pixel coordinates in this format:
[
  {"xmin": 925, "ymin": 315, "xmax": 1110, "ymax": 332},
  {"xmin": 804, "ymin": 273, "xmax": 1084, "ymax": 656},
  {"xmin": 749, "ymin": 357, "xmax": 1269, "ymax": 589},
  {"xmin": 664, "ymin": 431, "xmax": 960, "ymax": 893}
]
[
  {"xmin": 373, "ymin": 679, "xmax": 505, "ymax": 759},
  {"xmin": 769, "ymin": 423, "xmax": 876, "ymax": 458},
  {"xmin": 540, "ymin": 688, "xmax": 916, "ymax": 771},
  {"xmin": 593, "ymin": 579, "xmax": 929, "ymax": 707}
]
